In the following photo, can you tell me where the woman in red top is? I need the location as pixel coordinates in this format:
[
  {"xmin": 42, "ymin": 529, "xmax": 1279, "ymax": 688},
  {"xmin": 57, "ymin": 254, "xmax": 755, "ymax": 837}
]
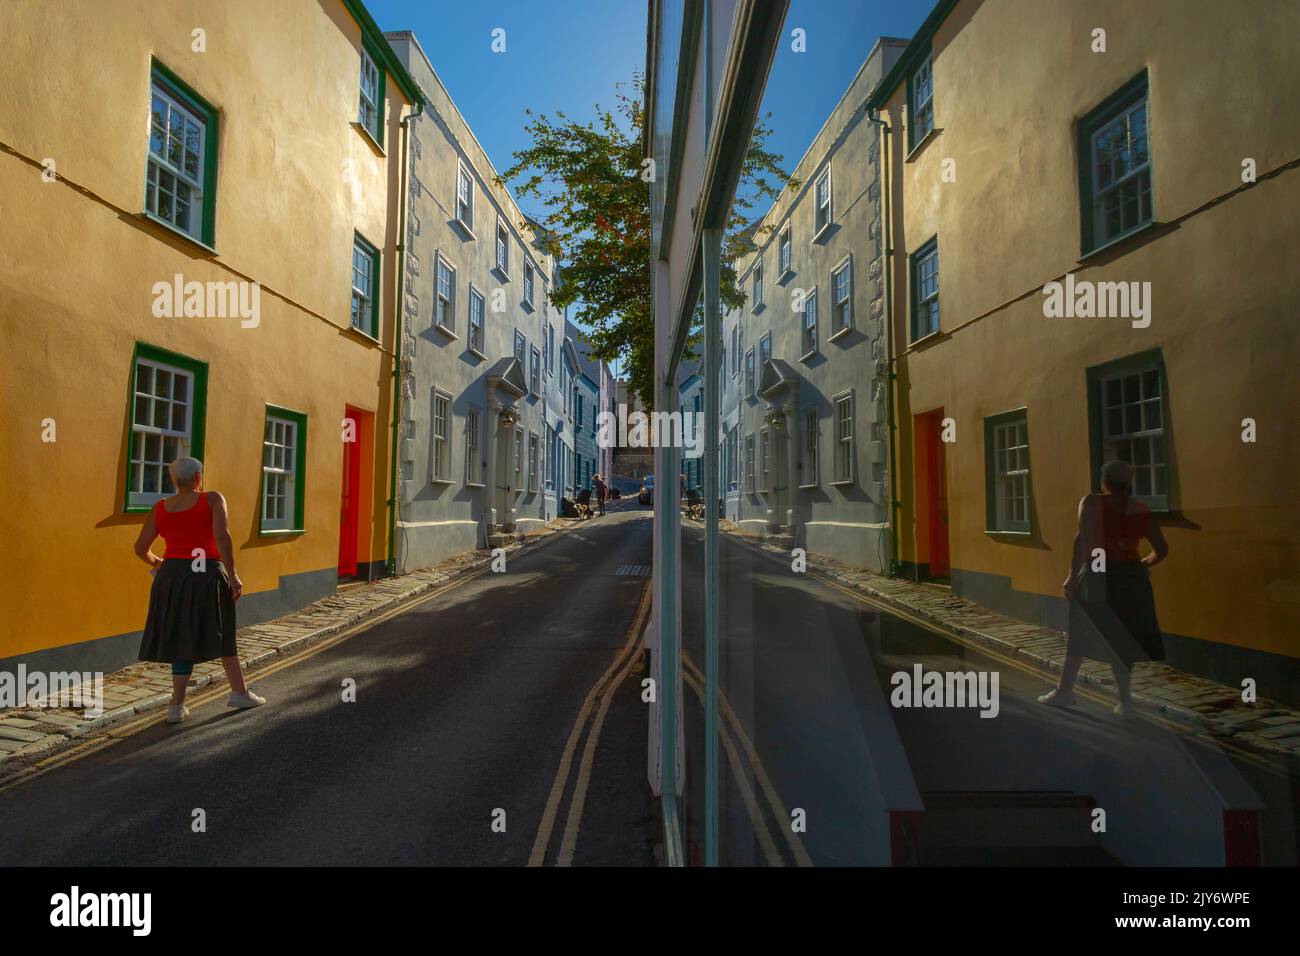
[
  {"xmin": 1040, "ymin": 459, "xmax": 1169, "ymax": 718},
  {"xmin": 133, "ymin": 457, "xmax": 265, "ymax": 723}
]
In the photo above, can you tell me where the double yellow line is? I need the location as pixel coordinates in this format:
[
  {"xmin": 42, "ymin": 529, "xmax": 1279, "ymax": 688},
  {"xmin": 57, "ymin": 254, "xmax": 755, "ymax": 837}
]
[{"xmin": 529, "ymin": 580, "xmax": 652, "ymax": 866}]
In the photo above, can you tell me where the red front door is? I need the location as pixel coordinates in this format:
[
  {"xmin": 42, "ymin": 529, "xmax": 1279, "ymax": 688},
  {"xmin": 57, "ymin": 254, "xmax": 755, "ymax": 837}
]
[
  {"xmin": 916, "ymin": 410, "xmax": 950, "ymax": 579},
  {"xmin": 339, "ymin": 406, "xmax": 372, "ymax": 578}
]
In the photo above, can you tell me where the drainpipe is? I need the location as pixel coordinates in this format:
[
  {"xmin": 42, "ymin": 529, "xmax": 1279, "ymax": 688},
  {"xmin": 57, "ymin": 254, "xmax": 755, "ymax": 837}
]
[
  {"xmin": 387, "ymin": 98, "xmax": 424, "ymax": 577},
  {"xmin": 869, "ymin": 109, "xmax": 900, "ymax": 577}
]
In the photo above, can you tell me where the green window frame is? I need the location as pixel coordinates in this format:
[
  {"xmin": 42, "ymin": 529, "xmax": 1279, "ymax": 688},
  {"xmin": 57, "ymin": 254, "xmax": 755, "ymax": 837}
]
[
  {"xmin": 1085, "ymin": 348, "xmax": 1172, "ymax": 513},
  {"xmin": 260, "ymin": 404, "xmax": 308, "ymax": 534},
  {"xmin": 124, "ymin": 343, "xmax": 210, "ymax": 513},
  {"xmin": 145, "ymin": 59, "xmax": 220, "ymax": 249},
  {"xmin": 351, "ymin": 232, "xmax": 380, "ymax": 338},
  {"xmin": 357, "ymin": 37, "xmax": 387, "ymax": 147},
  {"xmin": 909, "ymin": 236, "xmax": 940, "ymax": 341},
  {"xmin": 983, "ymin": 408, "xmax": 1032, "ymax": 533},
  {"xmin": 1077, "ymin": 70, "xmax": 1152, "ymax": 255},
  {"xmin": 904, "ymin": 43, "xmax": 935, "ymax": 153}
]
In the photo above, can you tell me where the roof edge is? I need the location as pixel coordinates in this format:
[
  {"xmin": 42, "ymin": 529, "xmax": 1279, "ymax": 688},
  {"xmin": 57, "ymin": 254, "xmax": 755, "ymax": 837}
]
[
  {"xmin": 341, "ymin": 0, "xmax": 426, "ymax": 108},
  {"xmin": 866, "ymin": 0, "xmax": 960, "ymax": 111}
]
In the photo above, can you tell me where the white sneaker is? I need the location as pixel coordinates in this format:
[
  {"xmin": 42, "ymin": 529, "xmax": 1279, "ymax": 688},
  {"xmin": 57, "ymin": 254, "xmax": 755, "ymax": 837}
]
[
  {"xmin": 166, "ymin": 705, "xmax": 189, "ymax": 724},
  {"xmin": 1038, "ymin": 689, "xmax": 1078, "ymax": 708},
  {"xmin": 227, "ymin": 690, "xmax": 267, "ymax": 709}
]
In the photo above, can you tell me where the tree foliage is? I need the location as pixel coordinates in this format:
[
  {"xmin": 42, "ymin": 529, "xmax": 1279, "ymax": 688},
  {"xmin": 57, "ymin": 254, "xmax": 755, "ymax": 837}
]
[{"xmin": 497, "ymin": 75, "xmax": 795, "ymax": 408}]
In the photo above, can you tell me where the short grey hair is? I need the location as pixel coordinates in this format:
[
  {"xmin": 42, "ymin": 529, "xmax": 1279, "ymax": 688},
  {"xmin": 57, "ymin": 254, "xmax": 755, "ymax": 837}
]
[
  {"xmin": 1101, "ymin": 459, "xmax": 1133, "ymax": 488},
  {"xmin": 169, "ymin": 457, "xmax": 203, "ymax": 487}
]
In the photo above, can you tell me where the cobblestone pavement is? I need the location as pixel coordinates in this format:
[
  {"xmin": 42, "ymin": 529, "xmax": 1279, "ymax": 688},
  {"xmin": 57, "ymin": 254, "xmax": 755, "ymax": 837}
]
[
  {"xmin": 0, "ymin": 517, "xmax": 581, "ymax": 774},
  {"xmin": 718, "ymin": 520, "xmax": 1300, "ymax": 761}
]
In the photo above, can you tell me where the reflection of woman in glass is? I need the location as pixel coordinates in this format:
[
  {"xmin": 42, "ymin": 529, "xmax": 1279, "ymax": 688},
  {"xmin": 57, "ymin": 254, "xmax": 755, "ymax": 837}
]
[{"xmin": 1039, "ymin": 460, "xmax": 1169, "ymax": 718}]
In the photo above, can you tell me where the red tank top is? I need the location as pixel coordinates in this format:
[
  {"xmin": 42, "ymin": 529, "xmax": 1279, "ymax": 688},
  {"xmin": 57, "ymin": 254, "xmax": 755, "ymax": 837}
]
[
  {"xmin": 1101, "ymin": 498, "xmax": 1148, "ymax": 562},
  {"xmin": 155, "ymin": 493, "xmax": 222, "ymax": 560}
]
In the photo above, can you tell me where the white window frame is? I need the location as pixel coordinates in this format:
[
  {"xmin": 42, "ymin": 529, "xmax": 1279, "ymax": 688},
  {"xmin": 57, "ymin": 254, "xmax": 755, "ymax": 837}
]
[
  {"xmin": 831, "ymin": 256, "xmax": 852, "ymax": 338},
  {"xmin": 358, "ymin": 46, "xmax": 380, "ymax": 136},
  {"xmin": 778, "ymin": 223, "xmax": 792, "ymax": 277},
  {"xmin": 495, "ymin": 216, "xmax": 510, "ymax": 277},
  {"xmin": 1090, "ymin": 99, "xmax": 1153, "ymax": 248},
  {"xmin": 431, "ymin": 389, "xmax": 452, "ymax": 483},
  {"xmin": 527, "ymin": 432, "xmax": 540, "ymax": 492},
  {"xmin": 468, "ymin": 285, "xmax": 485, "ymax": 355},
  {"xmin": 745, "ymin": 348, "xmax": 756, "ymax": 398},
  {"xmin": 530, "ymin": 346, "xmax": 541, "ymax": 396},
  {"xmin": 991, "ymin": 413, "xmax": 1031, "ymax": 532},
  {"xmin": 743, "ymin": 434, "xmax": 756, "ymax": 493},
  {"xmin": 513, "ymin": 426, "xmax": 524, "ymax": 492},
  {"xmin": 351, "ymin": 236, "xmax": 374, "ymax": 334},
  {"xmin": 832, "ymin": 390, "xmax": 855, "ymax": 485},
  {"xmin": 759, "ymin": 427, "xmax": 771, "ymax": 493},
  {"xmin": 514, "ymin": 330, "xmax": 527, "ymax": 367},
  {"xmin": 435, "ymin": 253, "xmax": 455, "ymax": 334},
  {"xmin": 129, "ymin": 358, "xmax": 194, "ymax": 507},
  {"xmin": 523, "ymin": 260, "xmax": 536, "ymax": 309},
  {"xmin": 464, "ymin": 407, "xmax": 483, "ymax": 487},
  {"xmin": 911, "ymin": 53, "xmax": 934, "ymax": 147},
  {"xmin": 801, "ymin": 287, "xmax": 818, "ymax": 358},
  {"xmin": 752, "ymin": 258, "xmax": 763, "ymax": 311},
  {"xmin": 801, "ymin": 408, "xmax": 819, "ymax": 487},
  {"xmin": 814, "ymin": 167, "xmax": 832, "ymax": 238},
  {"xmin": 261, "ymin": 415, "xmax": 298, "ymax": 531},
  {"xmin": 1101, "ymin": 365, "xmax": 1168, "ymax": 507},
  {"xmin": 146, "ymin": 81, "xmax": 206, "ymax": 240},
  {"xmin": 455, "ymin": 161, "xmax": 474, "ymax": 232},
  {"xmin": 912, "ymin": 240, "xmax": 940, "ymax": 341}
]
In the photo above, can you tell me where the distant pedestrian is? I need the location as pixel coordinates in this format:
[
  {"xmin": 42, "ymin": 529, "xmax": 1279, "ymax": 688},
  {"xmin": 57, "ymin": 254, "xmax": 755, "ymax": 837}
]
[
  {"xmin": 1039, "ymin": 459, "xmax": 1169, "ymax": 719},
  {"xmin": 134, "ymin": 458, "xmax": 266, "ymax": 724},
  {"xmin": 594, "ymin": 474, "xmax": 607, "ymax": 515}
]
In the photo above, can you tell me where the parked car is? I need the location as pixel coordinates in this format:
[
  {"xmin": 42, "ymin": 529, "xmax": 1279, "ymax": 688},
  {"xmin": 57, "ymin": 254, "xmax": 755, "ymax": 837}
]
[{"xmin": 638, "ymin": 474, "xmax": 654, "ymax": 506}]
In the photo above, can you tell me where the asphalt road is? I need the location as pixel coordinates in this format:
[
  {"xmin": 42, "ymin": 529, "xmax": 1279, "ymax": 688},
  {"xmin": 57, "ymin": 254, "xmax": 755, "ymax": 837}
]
[
  {"xmin": 0, "ymin": 503, "xmax": 656, "ymax": 866},
  {"xmin": 678, "ymin": 522, "xmax": 1298, "ymax": 866}
]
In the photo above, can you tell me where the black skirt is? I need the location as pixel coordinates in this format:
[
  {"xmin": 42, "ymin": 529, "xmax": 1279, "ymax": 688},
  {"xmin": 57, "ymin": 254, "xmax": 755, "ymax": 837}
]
[
  {"xmin": 138, "ymin": 558, "xmax": 237, "ymax": 664},
  {"xmin": 1066, "ymin": 560, "xmax": 1164, "ymax": 667}
]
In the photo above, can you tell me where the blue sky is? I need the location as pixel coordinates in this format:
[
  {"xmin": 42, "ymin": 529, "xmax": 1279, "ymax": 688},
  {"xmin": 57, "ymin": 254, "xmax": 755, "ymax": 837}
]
[{"xmin": 365, "ymin": 0, "xmax": 933, "ymax": 216}]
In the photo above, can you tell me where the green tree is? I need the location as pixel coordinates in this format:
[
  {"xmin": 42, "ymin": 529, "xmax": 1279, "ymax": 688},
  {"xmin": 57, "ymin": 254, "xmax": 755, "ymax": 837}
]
[{"xmin": 497, "ymin": 75, "xmax": 795, "ymax": 408}]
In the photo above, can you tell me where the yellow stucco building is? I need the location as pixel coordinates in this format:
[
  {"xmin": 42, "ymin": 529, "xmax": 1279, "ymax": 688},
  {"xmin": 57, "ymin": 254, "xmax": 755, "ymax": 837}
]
[
  {"xmin": 870, "ymin": 0, "xmax": 1300, "ymax": 703},
  {"xmin": 0, "ymin": 0, "xmax": 423, "ymax": 674}
]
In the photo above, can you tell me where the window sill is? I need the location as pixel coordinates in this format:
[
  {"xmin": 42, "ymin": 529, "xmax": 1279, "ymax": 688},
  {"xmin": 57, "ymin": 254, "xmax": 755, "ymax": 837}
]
[
  {"xmin": 521, "ymin": 301, "xmax": 535, "ymax": 313},
  {"xmin": 905, "ymin": 126, "xmax": 941, "ymax": 163},
  {"xmin": 352, "ymin": 121, "xmax": 386, "ymax": 156},
  {"xmin": 798, "ymin": 483, "xmax": 819, "ymax": 490},
  {"xmin": 811, "ymin": 223, "xmax": 833, "ymax": 244},
  {"xmin": 493, "ymin": 266, "xmax": 511, "ymax": 283},
  {"xmin": 431, "ymin": 478, "xmax": 455, "ymax": 486},
  {"xmin": 344, "ymin": 325, "xmax": 381, "ymax": 346},
  {"xmin": 138, "ymin": 211, "xmax": 217, "ymax": 256},
  {"xmin": 828, "ymin": 325, "xmax": 853, "ymax": 343},
  {"xmin": 985, "ymin": 529, "xmax": 1032, "ymax": 538},
  {"xmin": 1078, "ymin": 218, "xmax": 1160, "ymax": 263},
  {"xmin": 829, "ymin": 479, "xmax": 854, "ymax": 487},
  {"xmin": 434, "ymin": 323, "xmax": 459, "ymax": 340},
  {"xmin": 468, "ymin": 346, "xmax": 487, "ymax": 360},
  {"xmin": 908, "ymin": 328, "xmax": 944, "ymax": 350},
  {"xmin": 798, "ymin": 349, "xmax": 818, "ymax": 363},
  {"xmin": 454, "ymin": 219, "xmax": 477, "ymax": 241},
  {"xmin": 466, "ymin": 481, "xmax": 486, "ymax": 489},
  {"xmin": 259, "ymin": 528, "xmax": 305, "ymax": 537},
  {"xmin": 752, "ymin": 301, "xmax": 765, "ymax": 315},
  {"xmin": 777, "ymin": 269, "xmax": 795, "ymax": 285}
]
